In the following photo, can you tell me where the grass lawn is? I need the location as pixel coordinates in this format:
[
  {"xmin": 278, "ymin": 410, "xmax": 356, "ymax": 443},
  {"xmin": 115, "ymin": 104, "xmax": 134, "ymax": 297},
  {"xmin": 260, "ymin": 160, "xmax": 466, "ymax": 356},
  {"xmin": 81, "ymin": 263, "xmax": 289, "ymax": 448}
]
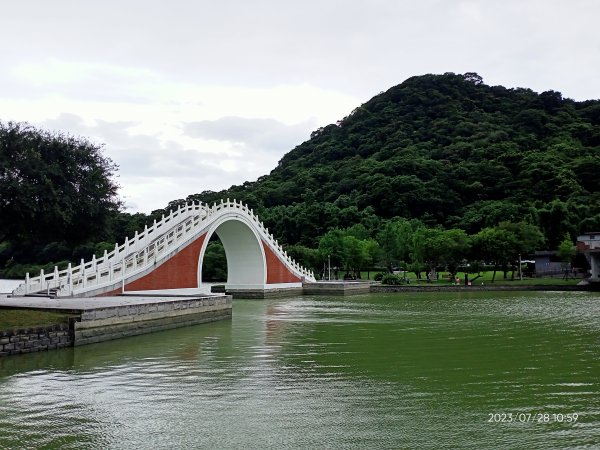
[
  {"xmin": 0, "ymin": 309, "xmax": 75, "ymax": 330},
  {"xmin": 359, "ymin": 270, "xmax": 582, "ymax": 286}
]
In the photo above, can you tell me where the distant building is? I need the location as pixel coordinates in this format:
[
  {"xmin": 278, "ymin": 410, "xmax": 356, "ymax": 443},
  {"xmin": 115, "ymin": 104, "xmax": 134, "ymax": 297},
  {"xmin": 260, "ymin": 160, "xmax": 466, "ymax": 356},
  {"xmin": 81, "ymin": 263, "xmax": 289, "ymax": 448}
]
[
  {"xmin": 577, "ymin": 232, "xmax": 600, "ymax": 282},
  {"xmin": 533, "ymin": 250, "xmax": 563, "ymax": 277}
]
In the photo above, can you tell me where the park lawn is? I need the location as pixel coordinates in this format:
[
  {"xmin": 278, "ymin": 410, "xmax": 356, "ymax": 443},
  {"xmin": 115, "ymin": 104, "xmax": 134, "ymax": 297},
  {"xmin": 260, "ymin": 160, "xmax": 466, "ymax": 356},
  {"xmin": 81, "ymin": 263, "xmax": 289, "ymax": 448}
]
[
  {"xmin": 409, "ymin": 271, "xmax": 581, "ymax": 286},
  {"xmin": 0, "ymin": 309, "xmax": 74, "ymax": 330},
  {"xmin": 359, "ymin": 270, "xmax": 582, "ymax": 286},
  {"xmin": 448, "ymin": 271, "xmax": 581, "ymax": 286}
]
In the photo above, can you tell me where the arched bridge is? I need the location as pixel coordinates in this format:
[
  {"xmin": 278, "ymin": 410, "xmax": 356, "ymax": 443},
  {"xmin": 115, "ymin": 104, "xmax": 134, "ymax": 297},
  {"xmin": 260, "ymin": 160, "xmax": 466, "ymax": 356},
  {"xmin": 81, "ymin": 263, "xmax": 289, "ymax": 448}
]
[{"xmin": 12, "ymin": 199, "xmax": 315, "ymax": 298}]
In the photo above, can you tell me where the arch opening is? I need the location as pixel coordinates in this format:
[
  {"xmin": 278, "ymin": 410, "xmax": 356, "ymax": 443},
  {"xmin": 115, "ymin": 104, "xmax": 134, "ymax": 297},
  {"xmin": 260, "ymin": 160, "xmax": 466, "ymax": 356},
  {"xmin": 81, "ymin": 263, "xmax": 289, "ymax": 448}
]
[
  {"xmin": 201, "ymin": 234, "xmax": 227, "ymax": 283},
  {"xmin": 199, "ymin": 217, "xmax": 266, "ymax": 289}
]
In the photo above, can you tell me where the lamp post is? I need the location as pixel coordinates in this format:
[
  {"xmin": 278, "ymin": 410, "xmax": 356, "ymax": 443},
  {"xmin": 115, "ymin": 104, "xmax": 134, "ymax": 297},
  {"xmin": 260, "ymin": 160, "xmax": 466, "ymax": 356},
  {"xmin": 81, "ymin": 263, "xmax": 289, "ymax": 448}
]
[
  {"xmin": 328, "ymin": 254, "xmax": 331, "ymax": 281},
  {"xmin": 519, "ymin": 253, "xmax": 523, "ymax": 281}
]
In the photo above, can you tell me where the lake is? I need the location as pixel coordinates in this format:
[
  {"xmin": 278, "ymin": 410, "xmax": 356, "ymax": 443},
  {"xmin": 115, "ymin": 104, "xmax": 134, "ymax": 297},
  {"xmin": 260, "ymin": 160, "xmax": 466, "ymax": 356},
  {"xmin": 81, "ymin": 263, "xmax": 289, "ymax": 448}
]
[{"xmin": 1, "ymin": 291, "xmax": 599, "ymax": 449}]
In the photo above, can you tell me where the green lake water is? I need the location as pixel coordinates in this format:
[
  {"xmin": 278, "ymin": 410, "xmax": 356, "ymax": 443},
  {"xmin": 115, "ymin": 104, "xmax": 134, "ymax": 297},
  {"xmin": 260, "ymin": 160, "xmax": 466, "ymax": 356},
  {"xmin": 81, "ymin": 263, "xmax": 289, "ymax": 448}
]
[{"xmin": 1, "ymin": 291, "xmax": 600, "ymax": 449}]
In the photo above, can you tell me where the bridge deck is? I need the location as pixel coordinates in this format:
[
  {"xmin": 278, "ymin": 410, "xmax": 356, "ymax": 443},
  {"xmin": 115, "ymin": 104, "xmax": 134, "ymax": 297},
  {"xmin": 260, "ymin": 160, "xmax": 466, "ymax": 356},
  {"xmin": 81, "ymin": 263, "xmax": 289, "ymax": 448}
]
[
  {"xmin": 0, "ymin": 292, "xmax": 233, "ymax": 350},
  {"xmin": 0, "ymin": 293, "xmax": 225, "ymax": 312}
]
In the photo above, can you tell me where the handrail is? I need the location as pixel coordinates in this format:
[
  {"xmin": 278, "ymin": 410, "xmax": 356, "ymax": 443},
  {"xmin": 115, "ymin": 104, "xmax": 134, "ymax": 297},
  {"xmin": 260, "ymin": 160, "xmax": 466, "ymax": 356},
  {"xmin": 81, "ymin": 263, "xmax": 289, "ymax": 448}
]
[{"xmin": 11, "ymin": 200, "xmax": 315, "ymax": 297}]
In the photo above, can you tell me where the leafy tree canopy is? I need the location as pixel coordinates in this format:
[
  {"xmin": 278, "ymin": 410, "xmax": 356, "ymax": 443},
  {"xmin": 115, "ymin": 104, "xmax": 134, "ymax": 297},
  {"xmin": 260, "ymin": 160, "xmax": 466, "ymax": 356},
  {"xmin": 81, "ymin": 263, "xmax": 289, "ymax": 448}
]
[
  {"xmin": 179, "ymin": 73, "xmax": 600, "ymax": 250},
  {"xmin": 0, "ymin": 121, "xmax": 121, "ymax": 267}
]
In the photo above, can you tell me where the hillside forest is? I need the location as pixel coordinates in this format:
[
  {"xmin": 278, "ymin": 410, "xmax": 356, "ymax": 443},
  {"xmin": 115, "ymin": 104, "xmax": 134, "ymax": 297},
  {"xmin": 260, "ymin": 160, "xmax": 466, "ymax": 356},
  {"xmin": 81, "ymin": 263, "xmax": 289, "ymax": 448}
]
[{"xmin": 1, "ymin": 73, "xmax": 599, "ymax": 280}]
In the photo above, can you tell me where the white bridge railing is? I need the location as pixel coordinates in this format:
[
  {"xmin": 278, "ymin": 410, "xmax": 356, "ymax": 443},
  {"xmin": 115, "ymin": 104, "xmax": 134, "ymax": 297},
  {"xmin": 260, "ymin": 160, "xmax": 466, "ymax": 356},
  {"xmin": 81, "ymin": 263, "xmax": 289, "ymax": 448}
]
[{"xmin": 11, "ymin": 199, "xmax": 315, "ymax": 297}]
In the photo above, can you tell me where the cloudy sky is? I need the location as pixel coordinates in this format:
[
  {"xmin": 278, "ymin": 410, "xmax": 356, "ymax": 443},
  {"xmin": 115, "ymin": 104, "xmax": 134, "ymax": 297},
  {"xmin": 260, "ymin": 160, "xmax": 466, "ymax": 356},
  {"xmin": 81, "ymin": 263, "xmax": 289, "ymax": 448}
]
[{"xmin": 1, "ymin": 1, "xmax": 599, "ymax": 213}]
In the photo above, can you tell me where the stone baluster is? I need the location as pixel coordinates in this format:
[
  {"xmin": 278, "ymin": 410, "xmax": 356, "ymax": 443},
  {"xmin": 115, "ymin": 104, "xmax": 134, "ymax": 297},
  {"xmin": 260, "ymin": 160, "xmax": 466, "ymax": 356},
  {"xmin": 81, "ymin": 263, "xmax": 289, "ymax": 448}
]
[
  {"xmin": 67, "ymin": 263, "xmax": 72, "ymax": 295},
  {"xmin": 80, "ymin": 259, "xmax": 87, "ymax": 288}
]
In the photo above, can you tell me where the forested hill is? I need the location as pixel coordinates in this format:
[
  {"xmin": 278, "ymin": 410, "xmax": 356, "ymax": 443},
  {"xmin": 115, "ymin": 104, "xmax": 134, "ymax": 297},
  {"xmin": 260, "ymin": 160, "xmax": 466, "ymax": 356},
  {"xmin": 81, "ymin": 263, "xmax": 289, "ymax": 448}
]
[
  {"xmin": 180, "ymin": 72, "xmax": 600, "ymax": 249},
  {"xmin": 3, "ymin": 72, "xmax": 600, "ymax": 277}
]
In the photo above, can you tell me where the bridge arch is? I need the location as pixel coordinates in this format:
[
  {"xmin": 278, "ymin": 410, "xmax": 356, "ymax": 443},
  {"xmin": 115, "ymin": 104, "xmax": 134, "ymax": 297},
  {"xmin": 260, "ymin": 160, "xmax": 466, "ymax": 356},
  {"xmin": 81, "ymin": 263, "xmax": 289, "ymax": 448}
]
[
  {"xmin": 12, "ymin": 200, "xmax": 315, "ymax": 298},
  {"xmin": 199, "ymin": 214, "xmax": 267, "ymax": 288}
]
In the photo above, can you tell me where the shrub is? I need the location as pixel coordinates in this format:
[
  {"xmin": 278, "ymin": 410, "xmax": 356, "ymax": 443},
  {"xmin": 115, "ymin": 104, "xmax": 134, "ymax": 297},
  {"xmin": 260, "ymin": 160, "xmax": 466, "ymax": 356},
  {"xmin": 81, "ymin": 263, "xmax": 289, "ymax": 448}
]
[
  {"xmin": 381, "ymin": 274, "xmax": 405, "ymax": 285},
  {"xmin": 374, "ymin": 272, "xmax": 385, "ymax": 281}
]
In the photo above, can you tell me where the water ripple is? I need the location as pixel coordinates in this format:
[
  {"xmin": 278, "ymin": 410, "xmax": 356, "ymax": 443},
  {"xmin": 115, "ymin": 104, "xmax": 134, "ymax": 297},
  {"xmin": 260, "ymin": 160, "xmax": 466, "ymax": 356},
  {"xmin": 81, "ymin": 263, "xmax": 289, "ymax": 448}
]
[{"xmin": 1, "ymin": 292, "xmax": 600, "ymax": 448}]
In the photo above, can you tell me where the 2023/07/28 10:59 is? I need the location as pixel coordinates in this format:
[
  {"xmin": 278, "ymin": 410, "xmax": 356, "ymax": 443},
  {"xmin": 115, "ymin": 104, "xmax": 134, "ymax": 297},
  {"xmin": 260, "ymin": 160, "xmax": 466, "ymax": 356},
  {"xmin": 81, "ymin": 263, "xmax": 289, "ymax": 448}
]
[{"xmin": 488, "ymin": 413, "xmax": 579, "ymax": 423}]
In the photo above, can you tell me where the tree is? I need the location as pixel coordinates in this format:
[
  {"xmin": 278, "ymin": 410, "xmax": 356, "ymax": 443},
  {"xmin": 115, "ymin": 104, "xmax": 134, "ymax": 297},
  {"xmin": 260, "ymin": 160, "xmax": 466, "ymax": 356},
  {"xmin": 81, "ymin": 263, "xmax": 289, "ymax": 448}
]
[
  {"xmin": 439, "ymin": 228, "xmax": 471, "ymax": 277},
  {"xmin": 557, "ymin": 234, "xmax": 576, "ymax": 265},
  {"xmin": 0, "ymin": 121, "xmax": 121, "ymax": 248},
  {"xmin": 497, "ymin": 221, "xmax": 545, "ymax": 278},
  {"xmin": 537, "ymin": 200, "xmax": 578, "ymax": 249},
  {"xmin": 472, "ymin": 227, "xmax": 517, "ymax": 282},
  {"xmin": 411, "ymin": 227, "xmax": 470, "ymax": 279},
  {"xmin": 377, "ymin": 218, "xmax": 424, "ymax": 271},
  {"xmin": 318, "ymin": 229, "xmax": 346, "ymax": 279},
  {"xmin": 362, "ymin": 239, "xmax": 381, "ymax": 279},
  {"xmin": 201, "ymin": 240, "xmax": 227, "ymax": 281},
  {"xmin": 286, "ymin": 244, "xmax": 320, "ymax": 274},
  {"xmin": 341, "ymin": 235, "xmax": 365, "ymax": 276}
]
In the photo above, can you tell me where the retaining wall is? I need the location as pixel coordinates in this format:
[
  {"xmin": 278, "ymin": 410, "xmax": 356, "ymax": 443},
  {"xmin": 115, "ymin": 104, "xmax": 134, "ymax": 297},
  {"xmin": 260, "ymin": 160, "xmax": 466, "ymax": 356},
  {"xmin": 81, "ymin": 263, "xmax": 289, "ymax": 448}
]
[
  {"xmin": 226, "ymin": 286, "xmax": 304, "ymax": 299},
  {"xmin": 303, "ymin": 281, "xmax": 372, "ymax": 296},
  {"xmin": 74, "ymin": 296, "xmax": 232, "ymax": 345},
  {"xmin": 0, "ymin": 295, "xmax": 233, "ymax": 356},
  {"xmin": 0, "ymin": 323, "xmax": 73, "ymax": 356}
]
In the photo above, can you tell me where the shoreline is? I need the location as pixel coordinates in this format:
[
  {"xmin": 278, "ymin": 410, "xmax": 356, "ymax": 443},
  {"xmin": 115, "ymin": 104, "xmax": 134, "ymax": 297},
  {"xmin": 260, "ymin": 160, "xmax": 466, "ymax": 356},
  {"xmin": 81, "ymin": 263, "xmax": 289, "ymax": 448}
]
[
  {"xmin": 1, "ymin": 282, "xmax": 596, "ymax": 356},
  {"xmin": 369, "ymin": 283, "xmax": 592, "ymax": 293}
]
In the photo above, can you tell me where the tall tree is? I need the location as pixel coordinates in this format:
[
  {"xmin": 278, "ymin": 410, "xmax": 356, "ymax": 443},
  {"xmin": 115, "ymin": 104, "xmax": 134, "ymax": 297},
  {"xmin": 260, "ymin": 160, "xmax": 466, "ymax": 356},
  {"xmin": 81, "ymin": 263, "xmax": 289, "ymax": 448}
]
[
  {"xmin": 557, "ymin": 234, "xmax": 576, "ymax": 265},
  {"xmin": 0, "ymin": 121, "xmax": 121, "ymax": 247},
  {"xmin": 472, "ymin": 227, "xmax": 517, "ymax": 282},
  {"xmin": 411, "ymin": 227, "xmax": 470, "ymax": 279}
]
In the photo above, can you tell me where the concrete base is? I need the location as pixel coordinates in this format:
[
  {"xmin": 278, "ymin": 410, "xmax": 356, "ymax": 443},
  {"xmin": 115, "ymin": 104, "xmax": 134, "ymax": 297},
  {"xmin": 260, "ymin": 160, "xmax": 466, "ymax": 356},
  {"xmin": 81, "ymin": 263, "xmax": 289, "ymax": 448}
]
[
  {"xmin": 223, "ymin": 282, "xmax": 304, "ymax": 299},
  {"xmin": 578, "ymin": 279, "xmax": 600, "ymax": 290},
  {"xmin": 226, "ymin": 286, "xmax": 304, "ymax": 299},
  {"xmin": 73, "ymin": 295, "xmax": 232, "ymax": 345},
  {"xmin": 75, "ymin": 308, "xmax": 231, "ymax": 346},
  {"xmin": 0, "ymin": 294, "xmax": 232, "ymax": 350},
  {"xmin": 303, "ymin": 281, "xmax": 373, "ymax": 296}
]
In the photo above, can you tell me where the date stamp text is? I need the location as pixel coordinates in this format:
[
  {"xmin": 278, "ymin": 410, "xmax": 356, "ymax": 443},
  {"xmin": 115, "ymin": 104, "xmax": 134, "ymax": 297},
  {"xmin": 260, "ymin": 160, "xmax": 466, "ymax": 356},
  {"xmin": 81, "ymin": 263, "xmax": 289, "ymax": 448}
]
[{"xmin": 488, "ymin": 413, "xmax": 579, "ymax": 423}]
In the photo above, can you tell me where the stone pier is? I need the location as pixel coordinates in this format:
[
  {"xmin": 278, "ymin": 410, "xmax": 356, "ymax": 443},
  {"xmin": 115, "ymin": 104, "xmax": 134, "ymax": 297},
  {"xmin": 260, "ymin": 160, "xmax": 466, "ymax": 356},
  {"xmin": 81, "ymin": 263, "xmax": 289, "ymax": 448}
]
[{"xmin": 0, "ymin": 293, "xmax": 232, "ymax": 354}]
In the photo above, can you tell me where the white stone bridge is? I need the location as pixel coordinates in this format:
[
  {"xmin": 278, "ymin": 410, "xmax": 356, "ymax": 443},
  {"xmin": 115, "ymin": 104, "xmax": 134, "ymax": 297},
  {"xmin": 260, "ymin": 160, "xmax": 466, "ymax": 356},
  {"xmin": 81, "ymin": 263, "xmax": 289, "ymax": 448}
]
[{"xmin": 11, "ymin": 199, "xmax": 315, "ymax": 298}]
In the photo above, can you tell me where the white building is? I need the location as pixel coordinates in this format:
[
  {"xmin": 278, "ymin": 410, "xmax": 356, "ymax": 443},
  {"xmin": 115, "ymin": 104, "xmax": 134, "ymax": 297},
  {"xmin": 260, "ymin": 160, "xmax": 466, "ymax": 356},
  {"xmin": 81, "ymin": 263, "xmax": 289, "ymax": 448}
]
[{"xmin": 577, "ymin": 232, "xmax": 600, "ymax": 282}]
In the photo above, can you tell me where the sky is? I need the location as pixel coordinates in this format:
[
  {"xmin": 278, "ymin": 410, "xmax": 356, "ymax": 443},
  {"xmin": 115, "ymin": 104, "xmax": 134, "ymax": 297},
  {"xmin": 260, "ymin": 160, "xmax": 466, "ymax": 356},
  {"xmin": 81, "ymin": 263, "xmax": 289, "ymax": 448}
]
[{"xmin": 1, "ymin": 0, "xmax": 599, "ymax": 213}]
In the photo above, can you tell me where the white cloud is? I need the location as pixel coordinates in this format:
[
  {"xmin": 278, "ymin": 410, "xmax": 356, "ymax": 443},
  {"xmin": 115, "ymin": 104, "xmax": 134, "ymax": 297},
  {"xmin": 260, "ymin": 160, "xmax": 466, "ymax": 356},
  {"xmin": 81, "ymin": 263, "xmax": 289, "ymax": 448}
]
[
  {"xmin": 0, "ymin": 63, "xmax": 359, "ymax": 213},
  {"xmin": 183, "ymin": 116, "xmax": 317, "ymax": 152},
  {"xmin": 35, "ymin": 111, "xmax": 317, "ymax": 212},
  {"xmin": 11, "ymin": 60, "xmax": 160, "ymax": 87}
]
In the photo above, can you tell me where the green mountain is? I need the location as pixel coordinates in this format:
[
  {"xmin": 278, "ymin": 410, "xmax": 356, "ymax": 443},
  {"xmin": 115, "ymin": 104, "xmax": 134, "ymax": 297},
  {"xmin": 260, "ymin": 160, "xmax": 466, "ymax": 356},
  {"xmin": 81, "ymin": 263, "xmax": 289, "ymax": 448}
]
[
  {"xmin": 3, "ymin": 72, "xmax": 600, "ymax": 277},
  {"xmin": 180, "ymin": 72, "xmax": 600, "ymax": 249}
]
